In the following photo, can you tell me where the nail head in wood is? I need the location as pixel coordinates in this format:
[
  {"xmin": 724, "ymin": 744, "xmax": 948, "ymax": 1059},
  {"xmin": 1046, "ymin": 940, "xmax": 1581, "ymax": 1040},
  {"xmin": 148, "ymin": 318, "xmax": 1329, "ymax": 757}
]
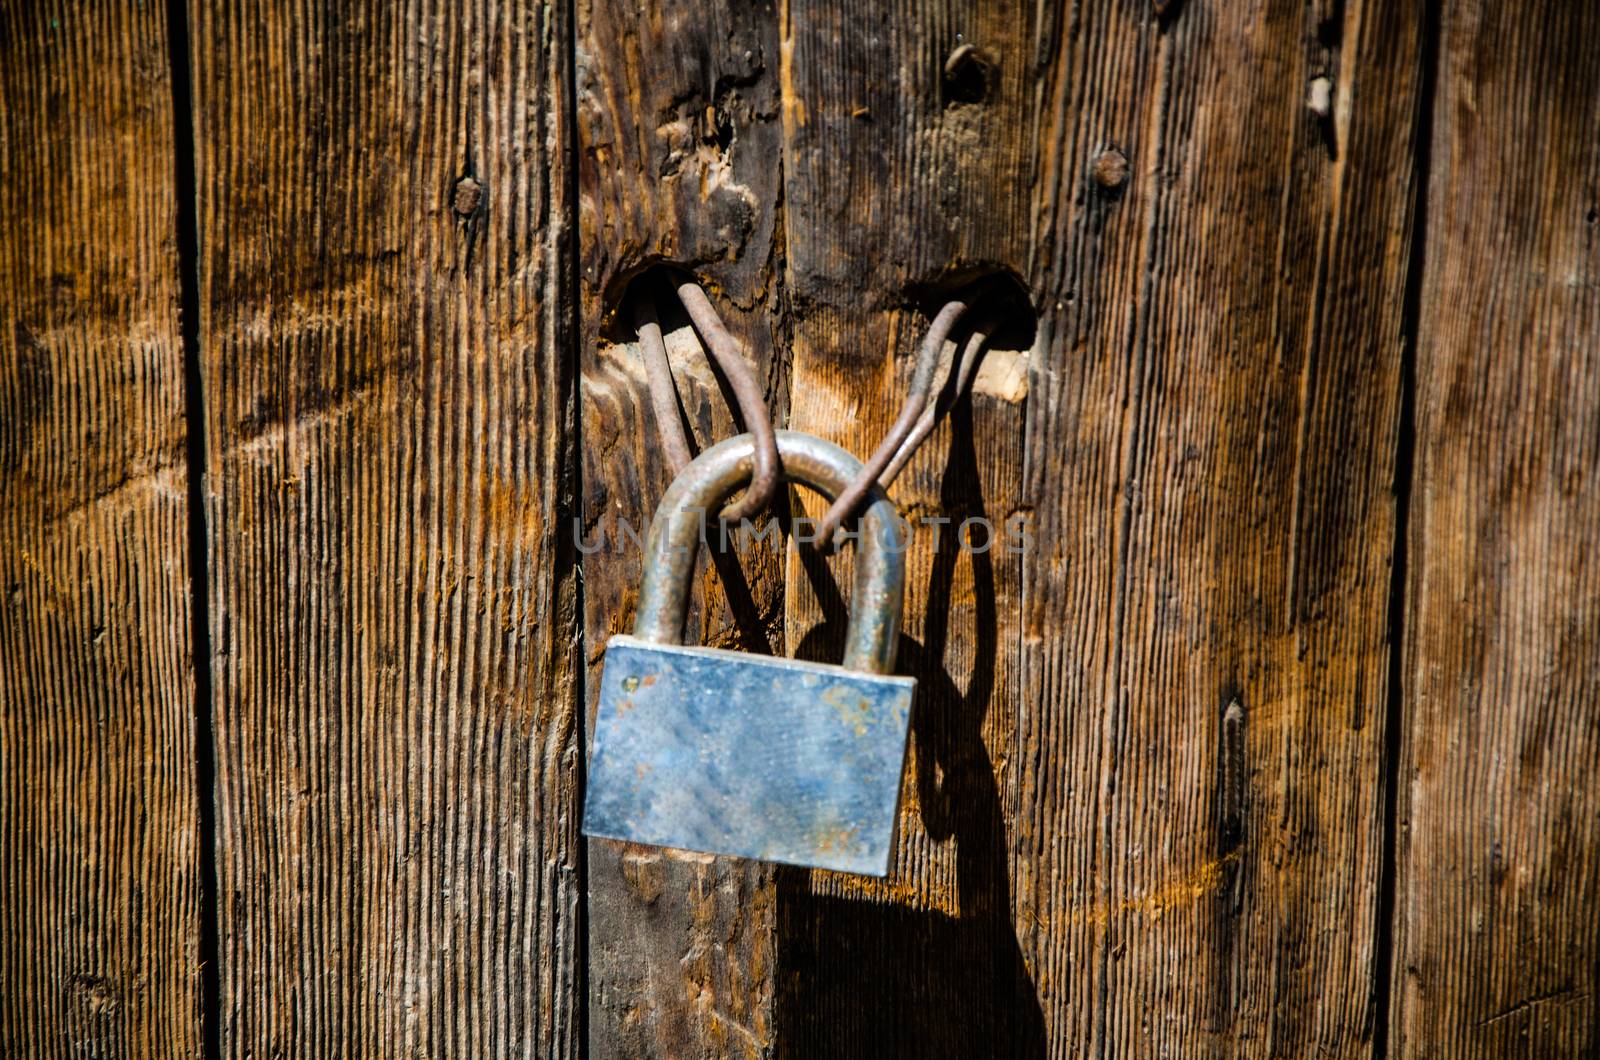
[
  {"xmin": 1092, "ymin": 148, "xmax": 1129, "ymax": 191},
  {"xmin": 452, "ymin": 176, "xmax": 483, "ymax": 217}
]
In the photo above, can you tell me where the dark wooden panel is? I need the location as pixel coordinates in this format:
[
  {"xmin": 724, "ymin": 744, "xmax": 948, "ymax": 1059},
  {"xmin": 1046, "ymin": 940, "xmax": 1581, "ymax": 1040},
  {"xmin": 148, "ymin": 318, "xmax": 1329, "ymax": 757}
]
[
  {"xmin": 778, "ymin": 0, "xmax": 1423, "ymax": 1056},
  {"xmin": 0, "ymin": 1, "xmax": 201, "ymax": 1055},
  {"xmin": 1015, "ymin": 2, "xmax": 1424, "ymax": 1052},
  {"xmin": 189, "ymin": 1, "xmax": 580, "ymax": 1054},
  {"xmin": 574, "ymin": 2, "xmax": 787, "ymax": 1055},
  {"xmin": 1392, "ymin": 2, "xmax": 1600, "ymax": 1054}
]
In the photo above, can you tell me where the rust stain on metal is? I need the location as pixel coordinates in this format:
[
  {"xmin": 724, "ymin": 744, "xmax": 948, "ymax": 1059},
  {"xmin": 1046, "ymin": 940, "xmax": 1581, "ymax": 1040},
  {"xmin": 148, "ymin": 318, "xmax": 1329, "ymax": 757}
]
[
  {"xmin": 823, "ymin": 685, "xmax": 874, "ymax": 736},
  {"xmin": 811, "ymin": 823, "xmax": 861, "ymax": 854}
]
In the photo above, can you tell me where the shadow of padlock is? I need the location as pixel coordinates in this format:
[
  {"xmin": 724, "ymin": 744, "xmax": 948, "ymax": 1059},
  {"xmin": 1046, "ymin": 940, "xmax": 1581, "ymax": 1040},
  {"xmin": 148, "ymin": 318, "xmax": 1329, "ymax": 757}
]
[{"xmin": 582, "ymin": 430, "xmax": 916, "ymax": 876}]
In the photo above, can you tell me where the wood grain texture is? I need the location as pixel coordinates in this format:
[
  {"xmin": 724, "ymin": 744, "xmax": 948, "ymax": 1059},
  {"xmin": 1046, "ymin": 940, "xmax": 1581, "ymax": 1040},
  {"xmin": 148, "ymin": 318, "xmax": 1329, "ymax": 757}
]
[
  {"xmin": 775, "ymin": 3, "xmax": 1040, "ymax": 1055},
  {"xmin": 1392, "ymin": 2, "xmax": 1600, "ymax": 1055},
  {"xmin": 10, "ymin": 4, "xmax": 1599, "ymax": 1057},
  {"xmin": 1016, "ymin": 2, "xmax": 1424, "ymax": 1053},
  {"xmin": 189, "ymin": 1, "xmax": 581, "ymax": 1055},
  {"xmin": 0, "ymin": 1, "xmax": 201, "ymax": 1055},
  {"xmin": 779, "ymin": 0, "xmax": 1424, "ymax": 1056},
  {"xmin": 574, "ymin": 2, "xmax": 787, "ymax": 1055}
]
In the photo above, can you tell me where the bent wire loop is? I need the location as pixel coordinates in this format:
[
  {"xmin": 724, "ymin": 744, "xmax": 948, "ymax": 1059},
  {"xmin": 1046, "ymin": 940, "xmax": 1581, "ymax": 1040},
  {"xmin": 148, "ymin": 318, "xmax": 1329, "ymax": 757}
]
[
  {"xmin": 634, "ymin": 277, "xmax": 1005, "ymax": 536},
  {"xmin": 815, "ymin": 290, "xmax": 1004, "ymax": 545},
  {"xmin": 632, "ymin": 278, "xmax": 780, "ymax": 522}
]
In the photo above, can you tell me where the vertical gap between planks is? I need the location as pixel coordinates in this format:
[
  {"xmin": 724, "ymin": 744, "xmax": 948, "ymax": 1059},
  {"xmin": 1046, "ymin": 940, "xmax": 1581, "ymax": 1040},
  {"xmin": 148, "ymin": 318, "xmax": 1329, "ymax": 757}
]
[
  {"xmin": 560, "ymin": 0, "xmax": 591, "ymax": 1053},
  {"xmin": 1372, "ymin": 0, "xmax": 1442, "ymax": 1054},
  {"xmin": 164, "ymin": 0, "xmax": 220, "ymax": 1054}
]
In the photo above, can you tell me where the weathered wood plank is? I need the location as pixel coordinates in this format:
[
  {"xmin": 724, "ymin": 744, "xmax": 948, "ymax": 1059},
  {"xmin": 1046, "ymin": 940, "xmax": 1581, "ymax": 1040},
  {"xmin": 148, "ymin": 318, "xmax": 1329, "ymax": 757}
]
[
  {"xmin": 574, "ymin": 2, "xmax": 787, "ymax": 1054},
  {"xmin": 1392, "ymin": 2, "xmax": 1600, "ymax": 1054},
  {"xmin": 775, "ymin": 2, "xmax": 1039, "ymax": 1055},
  {"xmin": 1017, "ymin": 2, "xmax": 1425, "ymax": 1053},
  {"xmin": 0, "ymin": 1, "xmax": 202, "ymax": 1055},
  {"xmin": 778, "ymin": 0, "xmax": 1424, "ymax": 1055},
  {"xmin": 189, "ymin": 1, "xmax": 581, "ymax": 1054}
]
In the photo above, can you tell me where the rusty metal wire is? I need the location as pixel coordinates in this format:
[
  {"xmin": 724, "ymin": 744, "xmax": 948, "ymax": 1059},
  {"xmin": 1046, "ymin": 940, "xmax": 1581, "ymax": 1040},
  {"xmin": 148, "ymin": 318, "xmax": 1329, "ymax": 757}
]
[
  {"xmin": 674, "ymin": 282, "xmax": 780, "ymax": 521},
  {"xmin": 632, "ymin": 294, "xmax": 694, "ymax": 473},
  {"xmin": 879, "ymin": 313, "xmax": 998, "ymax": 486},
  {"xmin": 632, "ymin": 279, "xmax": 781, "ymax": 521},
  {"xmin": 815, "ymin": 295, "xmax": 1001, "ymax": 544}
]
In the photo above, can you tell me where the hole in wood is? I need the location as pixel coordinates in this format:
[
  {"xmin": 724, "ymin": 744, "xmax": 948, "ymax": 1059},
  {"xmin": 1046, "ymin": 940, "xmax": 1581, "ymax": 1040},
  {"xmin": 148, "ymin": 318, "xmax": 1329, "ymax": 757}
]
[
  {"xmin": 907, "ymin": 268, "xmax": 1036, "ymax": 356},
  {"xmin": 601, "ymin": 263, "xmax": 769, "ymax": 470},
  {"xmin": 600, "ymin": 261, "xmax": 695, "ymax": 344},
  {"xmin": 904, "ymin": 269, "xmax": 1036, "ymax": 408},
  {"xmin": 941, "ymin": 43, "xmax": 994, "ymax": 107}
]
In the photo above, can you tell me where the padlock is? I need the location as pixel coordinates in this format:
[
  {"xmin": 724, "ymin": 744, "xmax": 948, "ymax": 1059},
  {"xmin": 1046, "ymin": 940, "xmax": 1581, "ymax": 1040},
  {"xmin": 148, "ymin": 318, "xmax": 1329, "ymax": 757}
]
[{"xmin": 582, "ymin": 429, "xmax": 916, "ymax": 876}]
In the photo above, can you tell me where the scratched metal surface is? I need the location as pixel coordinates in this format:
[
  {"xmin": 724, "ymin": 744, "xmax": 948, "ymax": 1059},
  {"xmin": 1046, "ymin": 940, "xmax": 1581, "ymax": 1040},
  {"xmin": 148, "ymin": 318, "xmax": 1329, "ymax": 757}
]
[{"xmin": 583, "ymin": 635, "xmax": 917, "ymax": 876}]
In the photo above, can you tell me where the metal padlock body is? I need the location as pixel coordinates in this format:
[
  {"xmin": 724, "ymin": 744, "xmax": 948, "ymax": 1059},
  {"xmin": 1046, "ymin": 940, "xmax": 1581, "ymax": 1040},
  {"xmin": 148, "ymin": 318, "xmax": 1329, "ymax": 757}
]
[{"xmin": 582, "ymin": 430, "xmax": 915, "ymax": 876}]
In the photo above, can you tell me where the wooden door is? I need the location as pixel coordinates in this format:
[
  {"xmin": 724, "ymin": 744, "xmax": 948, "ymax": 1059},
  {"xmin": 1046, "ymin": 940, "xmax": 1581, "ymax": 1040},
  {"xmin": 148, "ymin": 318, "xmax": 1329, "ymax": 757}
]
[{"xmin": 1, "ymin": 1, "xmax": 1596, "ymax": 1057}]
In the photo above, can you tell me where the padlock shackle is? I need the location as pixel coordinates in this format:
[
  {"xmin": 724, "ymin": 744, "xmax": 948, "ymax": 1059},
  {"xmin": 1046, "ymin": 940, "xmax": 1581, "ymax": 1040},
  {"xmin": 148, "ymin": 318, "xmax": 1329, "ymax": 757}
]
[{"xmin": 633, "ymin": 430, "xmax": 906, "ymax": 675}]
